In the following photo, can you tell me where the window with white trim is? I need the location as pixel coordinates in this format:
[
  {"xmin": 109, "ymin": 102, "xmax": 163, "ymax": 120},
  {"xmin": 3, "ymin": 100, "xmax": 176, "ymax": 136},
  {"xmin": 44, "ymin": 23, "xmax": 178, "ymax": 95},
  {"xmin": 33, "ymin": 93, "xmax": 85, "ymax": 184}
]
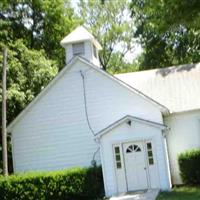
[
  {"xmin": 147, "ymin": 142, "xmax": 154, "ymax": 165},
  {"xmin": 72, "ymin": 42, "xmax": 84, "ymax": 56},
  {"xmin": 114, "ymin": 146, "xmax": 122, "ymax": 169},
  {"xmin": 126, "ymin": 144, "xmax": 141, "ymax": 153}
]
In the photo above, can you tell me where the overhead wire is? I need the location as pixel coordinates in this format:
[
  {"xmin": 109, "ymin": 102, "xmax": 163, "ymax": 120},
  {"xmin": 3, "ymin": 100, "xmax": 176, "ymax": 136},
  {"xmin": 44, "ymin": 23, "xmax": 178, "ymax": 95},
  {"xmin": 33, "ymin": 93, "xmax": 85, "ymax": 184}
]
[{"xmin": 80, "ymin": 70, "xmax": 100, "ymax": 165}]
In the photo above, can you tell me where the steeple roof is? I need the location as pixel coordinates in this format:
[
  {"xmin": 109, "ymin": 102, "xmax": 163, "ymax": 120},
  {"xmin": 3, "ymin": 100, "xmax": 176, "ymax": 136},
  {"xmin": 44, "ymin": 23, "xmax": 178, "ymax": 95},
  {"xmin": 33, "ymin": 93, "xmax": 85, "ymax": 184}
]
[{"xmin": 60, "ymin": 26, "xmax": 102, "ymax": 50}]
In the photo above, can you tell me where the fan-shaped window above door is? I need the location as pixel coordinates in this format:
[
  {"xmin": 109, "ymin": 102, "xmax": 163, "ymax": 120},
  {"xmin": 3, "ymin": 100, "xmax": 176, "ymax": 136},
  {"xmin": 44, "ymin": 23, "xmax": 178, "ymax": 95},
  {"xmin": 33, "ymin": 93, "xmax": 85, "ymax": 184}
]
[{"xmin": 126, "ymin": 144, "xmax": 141, "ymax": 153}]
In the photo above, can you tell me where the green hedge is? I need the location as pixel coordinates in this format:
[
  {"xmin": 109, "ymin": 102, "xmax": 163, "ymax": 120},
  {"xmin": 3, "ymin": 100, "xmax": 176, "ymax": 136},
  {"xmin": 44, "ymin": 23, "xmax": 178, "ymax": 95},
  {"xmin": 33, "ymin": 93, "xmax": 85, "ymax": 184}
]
[
  {"xmin": 178, "ymin": 149, "xmax": 200, "ymax": 185},
  {"xmin": 0, "ymin": 166, "xmax": 104, "ymax": 200}
]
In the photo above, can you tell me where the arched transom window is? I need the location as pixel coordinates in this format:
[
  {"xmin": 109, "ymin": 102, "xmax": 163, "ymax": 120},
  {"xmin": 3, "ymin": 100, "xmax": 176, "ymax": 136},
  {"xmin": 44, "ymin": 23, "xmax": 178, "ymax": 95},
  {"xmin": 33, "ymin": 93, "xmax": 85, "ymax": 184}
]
[{"xmin": 126, "ymin": 144, "xmax": 141, "ymax": 153}]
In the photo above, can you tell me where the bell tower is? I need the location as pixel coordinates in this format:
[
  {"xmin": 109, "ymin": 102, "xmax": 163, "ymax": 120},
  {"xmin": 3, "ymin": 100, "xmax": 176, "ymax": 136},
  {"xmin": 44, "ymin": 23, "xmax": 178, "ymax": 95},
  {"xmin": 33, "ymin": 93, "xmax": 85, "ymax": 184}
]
[{"xmin": 60, "ymin": 26, "xmax": 102, "ymax": 67}]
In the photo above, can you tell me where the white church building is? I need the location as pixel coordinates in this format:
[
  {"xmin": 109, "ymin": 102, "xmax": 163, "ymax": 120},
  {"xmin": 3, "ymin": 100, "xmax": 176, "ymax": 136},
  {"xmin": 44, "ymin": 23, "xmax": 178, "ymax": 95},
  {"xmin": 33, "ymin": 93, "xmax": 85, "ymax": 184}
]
[{"xmin": 8, "ymin": 26, "xmax": 200, "ymax": 197}]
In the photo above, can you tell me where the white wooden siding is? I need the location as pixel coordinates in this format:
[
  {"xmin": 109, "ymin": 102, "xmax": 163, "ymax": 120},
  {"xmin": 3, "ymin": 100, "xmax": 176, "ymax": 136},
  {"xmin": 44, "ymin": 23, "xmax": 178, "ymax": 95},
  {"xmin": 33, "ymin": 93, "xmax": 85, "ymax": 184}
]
[
  {"xmin": 165, "ymin": 110, "xmax": 200, "ymax": 184},
  {"xmin": 12, "ymin": 59, "xmax": 163, "ymax": 172}
]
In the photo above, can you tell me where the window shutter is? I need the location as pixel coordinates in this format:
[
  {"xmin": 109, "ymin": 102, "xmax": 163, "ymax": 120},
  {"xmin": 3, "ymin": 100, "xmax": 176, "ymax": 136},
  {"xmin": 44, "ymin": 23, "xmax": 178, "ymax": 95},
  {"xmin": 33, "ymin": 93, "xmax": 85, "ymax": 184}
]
[{"xmin": 73, "ymin": 42, "xmax": 85, "ymax": 56}]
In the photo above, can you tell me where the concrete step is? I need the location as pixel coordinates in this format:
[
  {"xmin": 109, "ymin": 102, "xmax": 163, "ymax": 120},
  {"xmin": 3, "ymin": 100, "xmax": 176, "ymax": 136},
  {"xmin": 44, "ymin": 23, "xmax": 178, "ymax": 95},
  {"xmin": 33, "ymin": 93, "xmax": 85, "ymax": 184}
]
[{"xmin": 110, "ymin": 189, "xmax": 160, "ymax": 200}]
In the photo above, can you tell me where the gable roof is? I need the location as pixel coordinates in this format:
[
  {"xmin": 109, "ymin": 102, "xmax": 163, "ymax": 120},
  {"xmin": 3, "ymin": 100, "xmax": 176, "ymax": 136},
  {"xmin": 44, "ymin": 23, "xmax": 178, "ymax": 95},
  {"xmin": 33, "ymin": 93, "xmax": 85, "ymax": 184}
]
[
  {"xmin": 95, "ymin": 115, "xmax": 166, "ymax": 138},
  {"xmin": 8, "ymin": 56, "xmax": 168, "ymax": 132},
  {"xmin": 60, "ymin": 26, "xmax": 102, "ymax": 50},
  {"xmin": 115, "ymin": 63, "xmax": 200, "ymax": 114}
]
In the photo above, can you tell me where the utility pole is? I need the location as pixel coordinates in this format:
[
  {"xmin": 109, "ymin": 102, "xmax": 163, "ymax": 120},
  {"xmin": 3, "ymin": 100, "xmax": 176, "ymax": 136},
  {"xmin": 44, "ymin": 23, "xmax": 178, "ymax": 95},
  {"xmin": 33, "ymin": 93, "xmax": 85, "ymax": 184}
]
[{"xmin": 2, "ymin": 47, "xmax": 8, "ymax": 176}]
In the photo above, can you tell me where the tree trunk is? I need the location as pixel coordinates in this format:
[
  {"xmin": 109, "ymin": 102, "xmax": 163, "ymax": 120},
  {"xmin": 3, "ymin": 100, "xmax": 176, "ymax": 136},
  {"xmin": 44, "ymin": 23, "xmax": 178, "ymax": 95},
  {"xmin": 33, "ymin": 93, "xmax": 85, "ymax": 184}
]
[{"xmin": 2, "ymin": 47, "xmax": 8, "ymax": 176}]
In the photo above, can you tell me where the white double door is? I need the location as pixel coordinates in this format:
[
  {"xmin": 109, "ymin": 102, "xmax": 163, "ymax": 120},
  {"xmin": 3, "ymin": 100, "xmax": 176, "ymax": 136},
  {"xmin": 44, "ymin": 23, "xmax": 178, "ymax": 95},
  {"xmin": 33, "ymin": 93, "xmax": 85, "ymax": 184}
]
[{"xmin": 123, "ymin": 141, "xmax": 148, "ymax": 191}]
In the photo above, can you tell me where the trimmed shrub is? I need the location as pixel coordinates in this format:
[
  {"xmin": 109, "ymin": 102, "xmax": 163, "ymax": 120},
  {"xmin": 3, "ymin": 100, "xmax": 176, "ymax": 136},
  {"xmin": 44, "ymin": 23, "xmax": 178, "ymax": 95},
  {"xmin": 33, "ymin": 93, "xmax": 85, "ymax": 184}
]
[
  {"xmin": 178, "ymin": 149, "xmax": 200, "ymax": 185},
  {"xmin": 0, "ymin": 166, "xmax": 104, "ymax": 200}
]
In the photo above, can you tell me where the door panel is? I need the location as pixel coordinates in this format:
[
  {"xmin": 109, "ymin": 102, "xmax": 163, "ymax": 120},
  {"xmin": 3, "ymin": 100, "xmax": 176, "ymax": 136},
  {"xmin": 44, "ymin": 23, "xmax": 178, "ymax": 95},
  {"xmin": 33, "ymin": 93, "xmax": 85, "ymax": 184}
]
[{"xmin": 123, "ymin": 142, "xmax": 148, "ymax": 191}]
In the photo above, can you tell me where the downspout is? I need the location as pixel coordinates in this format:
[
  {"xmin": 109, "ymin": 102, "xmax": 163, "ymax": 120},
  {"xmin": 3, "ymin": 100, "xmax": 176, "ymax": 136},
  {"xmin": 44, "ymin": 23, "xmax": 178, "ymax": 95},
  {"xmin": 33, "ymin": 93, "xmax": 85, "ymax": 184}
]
[{"xmin": 162, "ymin": 126, "xmax": 172, "ymax": 190}]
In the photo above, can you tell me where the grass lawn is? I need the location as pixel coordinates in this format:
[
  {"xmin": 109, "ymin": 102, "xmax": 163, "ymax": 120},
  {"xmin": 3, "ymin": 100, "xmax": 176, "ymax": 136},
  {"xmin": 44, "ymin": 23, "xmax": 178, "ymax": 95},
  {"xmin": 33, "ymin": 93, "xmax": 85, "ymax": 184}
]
[{"xmin": 157, "ymin": 186, "xmax": 200, "ymax": 200}]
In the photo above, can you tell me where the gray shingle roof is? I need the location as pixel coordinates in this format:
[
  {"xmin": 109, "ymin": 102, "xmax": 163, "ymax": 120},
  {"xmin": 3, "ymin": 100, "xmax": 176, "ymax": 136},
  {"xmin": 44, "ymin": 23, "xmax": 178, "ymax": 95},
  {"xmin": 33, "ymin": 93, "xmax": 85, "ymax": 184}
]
[{"xmin": 115, "ymin": 63, "xmax": 200, "ymax": 113}]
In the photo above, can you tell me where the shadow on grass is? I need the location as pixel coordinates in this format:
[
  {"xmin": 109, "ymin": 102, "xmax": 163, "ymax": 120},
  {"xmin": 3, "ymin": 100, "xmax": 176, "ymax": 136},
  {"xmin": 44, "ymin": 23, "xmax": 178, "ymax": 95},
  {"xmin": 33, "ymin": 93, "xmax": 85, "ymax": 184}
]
[{"xmin": 157, "ymin": 187, "xmax": 200, "ymax": 200}]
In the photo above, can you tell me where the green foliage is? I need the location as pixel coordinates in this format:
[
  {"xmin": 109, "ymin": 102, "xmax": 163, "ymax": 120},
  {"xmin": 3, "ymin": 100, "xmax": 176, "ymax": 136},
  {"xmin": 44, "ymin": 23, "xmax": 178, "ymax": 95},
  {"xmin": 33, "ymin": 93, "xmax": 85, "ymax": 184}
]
[
  {"xmin": 0, "ymin": 0, "xmax": 79, "ymax": 174},
  {"xmin": 0, "ymin": 40, "xmax": 58, "ymax": 125},
  {"xmin": 130, "ymin": 0, "xmax": 200, "ymax": 70},
  {"xmin": 0, "ymin": 166, "xmax": 104, "ymax": 200},
  {"xmin": 178, "ymin": 149, "xmax": 200, "ymax": 185},
  {"xmin": 0, "ymin": 0, "xmax": 80, "ymax": 69},
  {"xmin": 165, "ymin": 0, "xmax": 200, "ymax": 30},
  {"xmin": 0, "ymin": 40, "xmax": 58, "ymax": 173},
  {"xmin": 157, "ymin": 186, "xmax": 200, "ymax": 200},
  {"xmin": 131, "ymin": 0, "xmax": 200, "ymax": 32},
  {"xmin": 106, "ymin": 52, "xmax": 139, "ymax": 74},
  {"xmin": 78, "ymin": 0, "xmax": 138, "ymax": 73}
]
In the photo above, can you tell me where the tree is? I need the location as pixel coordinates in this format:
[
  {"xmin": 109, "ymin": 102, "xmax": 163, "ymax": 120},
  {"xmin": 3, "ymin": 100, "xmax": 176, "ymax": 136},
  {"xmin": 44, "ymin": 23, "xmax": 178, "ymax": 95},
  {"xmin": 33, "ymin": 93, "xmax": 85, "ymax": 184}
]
[
  {"xmin": 130, "ymin": 0, "xmax": 200, "ymax": 32},
  {"xmin": 0, "ymin": 0, "xmax": 79, "ymax": 173},
  {"xmin": 0, "ymin": 0, "xmax": 80, "ymax": 69},
  {"xmin": 2, "ymin": 47, "xmax": 8, "ymax": 176},
  {"xmin": 130, "ymin": 0, "xmax": 200, "ymax": 70},
  {"xmin": 0, "ymin": 40, "xmax": 58, "ymax": 173},
  {"xmin": 160, "ymin": 0, "xmax": 200, "ymax": 30},
  {"xmin": 0, "ymin": 40, "xmax": 58, "ymax": 124},
  {"xmin": 78, "ymin": 0, "xmax": 138, "ymax": 73}
]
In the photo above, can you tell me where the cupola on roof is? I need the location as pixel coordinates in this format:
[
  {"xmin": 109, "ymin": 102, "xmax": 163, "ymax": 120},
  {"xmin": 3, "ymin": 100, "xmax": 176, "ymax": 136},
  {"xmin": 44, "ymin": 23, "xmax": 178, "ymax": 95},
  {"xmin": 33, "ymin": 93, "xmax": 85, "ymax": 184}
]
[
  {"xmin": 60, "ymin": 26, "xmax": 102, "ymax": 50},
  {"xmin": 60, "ymin": 26, "xmax": 102, "ymax": 67}
]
